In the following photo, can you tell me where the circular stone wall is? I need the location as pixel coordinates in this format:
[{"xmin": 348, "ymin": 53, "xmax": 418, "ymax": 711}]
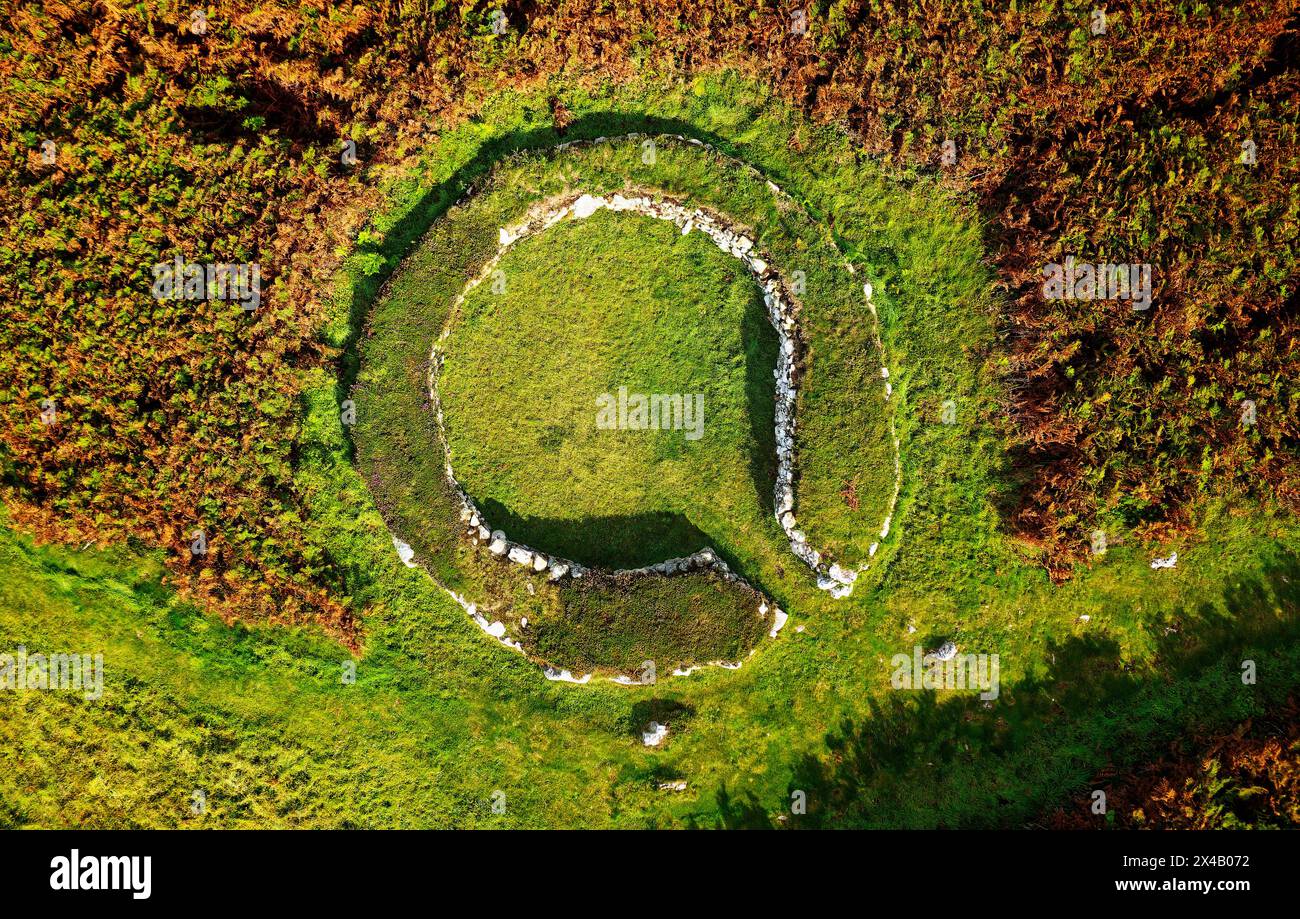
[{"xmin": 351, "ymin": 133, "xmax": 900, "ymax": 678}]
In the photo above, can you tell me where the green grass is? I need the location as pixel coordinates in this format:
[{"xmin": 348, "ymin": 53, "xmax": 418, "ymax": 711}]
[
  {"xmin": 2, "ymin": 72, "xmax": 1298, "ymax": 829},
  {"xmin": 439, "ymin": 209, "xmax": 773, "ymax": 569},
  {"xmin": 533, "ymin": 572, "xmax": 769, "ymax": 674},
  {"xmin": 3, "ymin": 496, "xmax": 1296, "ymax": 828}
]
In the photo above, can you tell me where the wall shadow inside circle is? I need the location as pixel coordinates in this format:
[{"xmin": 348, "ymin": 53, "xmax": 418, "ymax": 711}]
[{"xmin": 474, "ymin": 503, "xmax": 712, "ymax": 571}]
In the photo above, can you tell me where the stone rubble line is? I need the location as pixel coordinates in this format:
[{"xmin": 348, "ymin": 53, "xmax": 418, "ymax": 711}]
[{"xmin": 399, "ymin": 133, "xmax": 901, "ymax": 684}]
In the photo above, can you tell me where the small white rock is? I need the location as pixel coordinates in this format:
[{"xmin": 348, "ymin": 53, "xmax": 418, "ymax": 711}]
[
  {"xmin": 572, "ymin": 194, "xmax": 601, "ymax": 220},
  {"xmin": 392, "ymin": 537, "xmax": 418, "ymax": 568}
]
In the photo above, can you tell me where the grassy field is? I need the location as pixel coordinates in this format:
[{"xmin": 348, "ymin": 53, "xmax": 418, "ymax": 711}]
[
  {"xmin": 2, "ymin": 73, "xmax": 1297, "ymax": 829},
  {"xmin": 3, "ymin": 494, "xmax": 1296, "ymax": 828}
]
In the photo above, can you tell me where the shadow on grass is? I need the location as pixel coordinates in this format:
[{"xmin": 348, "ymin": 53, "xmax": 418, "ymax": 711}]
[
  {"xmin": 743, "ymin": 286, "xmax": 779, "ymax": 517},
  {"xmin": 630, "ymin": 698, "xmax": 696, "ymax": 741},
  {"xmin": 475, "ymin": 503, "xmax": 713, "ymax": 570},
  {"xmin": 691, "ymin": 549, "xmax": 1300, "ymax": 828}
]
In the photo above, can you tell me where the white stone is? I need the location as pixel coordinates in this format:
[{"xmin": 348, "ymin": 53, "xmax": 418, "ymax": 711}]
[
  {"xmin": 572, "ymin": 194, "xmax": 601, "ymax": 219},
  {"xmin": 828, "ymin": 563, "xmax": 857, "ymax": 586},
  {"xmin": 928, "ymin": 640, "xmax": 958, "ymax": 662},
  {"xmin": 392, "ymin": 537, "xmax": 418, "ymax": 568}
]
